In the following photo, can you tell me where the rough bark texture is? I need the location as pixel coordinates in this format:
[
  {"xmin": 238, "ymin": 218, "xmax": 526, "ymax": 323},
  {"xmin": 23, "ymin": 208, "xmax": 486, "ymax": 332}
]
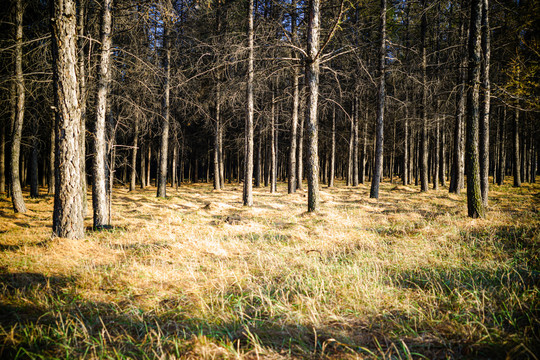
[
  {"xmin": 48, "ymin": 125, "xmax": 55, "ymax": 194},
  {"xmin": 479, "ymin": 0, "xmax": 490, "ymax": 207},
  {"xmin": 243, "ymin": 0, "xmax": 254, "ymax": 206},
  {"xmin": 370, "ymin": 0, "xmax": 386, "ymax": 199},
  {"xmin": 465, "ymin": 0, "xmax": 485, "ymax": 218},
  {"xmin": 77, "ymin": 0, "xmax": 87, "ymax": 217},
  {"xmin": 157, "ymin": 21, "xmax": 170, "ymax": 198},
  {"xmin": 306, "ymin": 0, "xmax": 320, "ymax": 212},
  {"xmin": 419, "ymin": 0, "xmax": 429, "ymax": 193},
  {"xmin": 51, "ymin": 0, "xmax": 85, "ymax": 239},
  {"xmin": 11, "ymin": 0, "xmax": 27, "ymax": 213}
]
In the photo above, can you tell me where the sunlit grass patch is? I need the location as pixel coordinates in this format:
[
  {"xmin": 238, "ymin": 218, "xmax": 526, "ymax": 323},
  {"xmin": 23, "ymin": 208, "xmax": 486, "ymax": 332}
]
[{"xmin": 0, "ymin": 179, "xmax": 538, "ymax": 359}]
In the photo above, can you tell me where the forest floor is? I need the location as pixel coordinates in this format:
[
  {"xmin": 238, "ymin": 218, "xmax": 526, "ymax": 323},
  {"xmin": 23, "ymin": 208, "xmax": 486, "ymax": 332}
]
[{"xmin": 0, "ymin": 179, "xmax": 538, "ymax": 359}]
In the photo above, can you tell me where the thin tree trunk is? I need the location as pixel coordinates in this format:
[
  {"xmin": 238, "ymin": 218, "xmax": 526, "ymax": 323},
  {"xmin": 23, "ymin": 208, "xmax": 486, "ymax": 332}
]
[
  {"xmin": 129, "ymin": 110, "xmax": 139, "ymax": 191},
  {"xmin": 419, "ymin": 0, "xmax": 429, "ymax": 193},
  {"xmin": 255, "ymin": 125, "xmax": 261, "ymax": 187},
  {"xmin": 30, "ymin": 137, "xmax": 39, "ymax": 198},
  {"xmin": 347, "ymin": 115, "xmax": 353, "ymax": 186},
  {"xmin": 496, "ymin": 107, "xmax": 505, "ymax": 185},
  {"xmin": 403, "ymin": 98, "xmax": 409, "ymax": 185},
  {"xmin": 329, "ymin": 106, "xmax": 336, "ymax": 187},
  {"xmin": 0, "ymin": 123, "xmax": 5, "ymax": 193},
  {"xmin": 92, "ymin": 0, "xmax": 112, "ymax": 228},
  {"xmin": 288, "ymin": 2, "xmax": 299, "ymax": 194},
  {"xmin": 157, "ymin": 18, "xmax": 170, "ymax": 198},
  {"xmin": 140, "ymin": 142, "xmax": 146, "ymax": 188},
  {"xmin": 306, "ymin": 0, "xmax": 320, "ymax": 212},
  {"xmin": 270, "ymin": 91, "xmax": 277, "ymax": 193},
  {"xmin": 243, "ymin": 0, "xmax": 254, "ymax": 206},
  {"xmin": 297, "ymin": 106, "xmax": 304, "ymax": 190},
  {"xmin": 78, "ymin": 0, "xmax": 87, "ymax": 217},
  {"xmin": 353, "ymin": 98, "xmax": 359, "ymax": 186},
  {"xmin": 51, "ymin": 0, "xmax": 84, "ymax": 238},
  {"xmin": 213, "ymin": 83, "xmax": 221, "ymax": 190},
  {"xmin": 370, "ymin": 0, "xmax": 386, "ymax": 199},
  {"xmin": 360, "ymin": 116, "xmax": 367, "ymax": 184},
  {"xmin": 11, "ymin": 0, "xmax": 26, "ymax": 213},
  {"xmin": 513, "ymin": 109, "xmax": 521, "ymax": 187},
  {"xmin": 479, "ymin": 0, "xmax": 490, "ymax": 206},
  {"xmin": 465, "ymin": 0, "xmax": 485, "ymax": 218}
]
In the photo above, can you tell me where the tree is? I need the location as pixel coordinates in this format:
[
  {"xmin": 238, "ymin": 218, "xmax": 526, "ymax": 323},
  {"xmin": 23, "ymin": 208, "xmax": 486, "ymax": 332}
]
[
  {"xmin": 243, "ymin": 0, "xmax": 254, "ymax": 207},
  {"xmin": 479, "ymin": 0, "xmax": 490, "ymax": 207},
  {"xmin": 157, "ymin": 3, "xmax": 171, "ymax": 198},
  {"xmin": 11, "ymin": 0, "xmax": 27, "ymax": 213},
  {"xmin": 465, "ymin": 0, "xmax": 485, "ymax": 218},
  {"xmin": 370, "ymin": 0, "xmax": 386, "ymax": 199},
  {"xmin": 306, "ymin": 0, "xmax": 320, "ymax": 212},
  {"xmin": 92, "ymin": 0, "xmax": 113, "ymax": 229},
  {"xmin": 419, "ymin": 0, "xmax": 429, "ymax": 193},
  {"xmin": 51, "ymin": 0, "xmax": 85, "ymax": 239}
]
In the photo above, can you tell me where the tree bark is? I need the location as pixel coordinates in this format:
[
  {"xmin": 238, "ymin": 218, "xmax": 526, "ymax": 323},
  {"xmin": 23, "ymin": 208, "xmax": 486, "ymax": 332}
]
[
  {"xmin": 270, "ymin": 91, "xmax": 277, "ymax": 193},
  {"xmin": 92, "ymin": 0, "xmax": 113, "ymax": 228},
  {"xmin": 51, "ymin": 0, "xmax": 85, "ymax": 238},
  {"xmin": 213, "ymin": 83, "xmax": 221, "ymax": 190},
  {"xmin": 370, "ymin": 0, "xmax": 386, "ymax": 199},
  {"xmin": 360, "ymin": 117, "xmax": 367, "ymax": 184},
  {"xmin": 419, "ymin": 0, "xmax": 429, "ymax": 193},
  {"xmin": 465, "ymin": 0, "xmax": 485, "ymax": 218},
  {"xmin": 77, "ymin": 0, "xmax": 87, "ymax": 217},
  {"xmin": 243, "ymin": 0, "xmax": 254, "ymax": 206},
  {"xmin": 479, "ymin": 0, "xmax": 490, "ymax": 207},
  {"xmin": 297, "ymin": 104, "xmax": 304, "ymax": 190},
  {"xmin": 288, "ymin": 2, "xmax": 299, "ymax": 194},
  {"xmin": 30, "ymin": 137, "xmax": 39, "ymax": 198},
  {"xmin": 11, "ymin": 0, "xmax": 27, "ymax": 213},
  {"xmin": 157, "ymin": 17, "xmax": 170, "ymax": 198},
  {"xmin": 353, "ymin": 98, "xmax": 359, "ymax": 186},
  {"xmin": 306, "ymin": 0, "xmax": 320, "ymax": 212}
]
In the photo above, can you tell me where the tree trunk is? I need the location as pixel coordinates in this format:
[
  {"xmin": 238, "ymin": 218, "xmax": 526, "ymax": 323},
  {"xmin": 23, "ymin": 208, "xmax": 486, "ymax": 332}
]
[
  {"xmin": 243, "ymin": 0, "xmax": 254, "ymax": 206},
  {"xmin": 465, "ymin": 0, "xmax": 485, "ymax": 218},
  {"xmin": 11, "ymin": 0, "xmax": 27, "ymax": 213},
  {"xmin": 306, "ymin": 0, "xmax": 320, "ymax": 212},
  {"xmin": 513, "ymin": 109, "xmax": 521, "ymax": 187},
  {"xmin": 270, "ymin": 91, "xmax": 277, "ymax": 193},
  {"xmin": 157, "ymin": 19, "xmax": 170, "ymax": 198},
  {"xmin": 0, "ymin": 123, "xmax": 5, "ymax": 193},
  {"xmin": 213, "ymin": 83, "xmax": 221, "ymax": 190},
  {"xmin": 255, "ymin": 125, "xmax": 262, "ymax": 187},
  {"xmin": 403, "ymin": 97, "xmax": 409, "ymax": 185},
  {"xmin": 51, "ymin": 0, "xmax": 85, "ymax": 238},
  {"xmin": 360, "ymin": 117, "xmax": 367, "ymax": 184},
  {"xmin": 288, "ymin": 3, "xmax": 299, "ymax": 194},
  {"xmin": 370, "ymin": 0, "xmax": 386, "ymax": 199},
  {"xmin": 92, "ymin": 0, "xmax": 112, "ymax": 228},
  {"xmin": 479, "ymin": 0, "xmax": 490, "ymax": 207},
  {"xmin": 30, "ymin": 138, "xmax": 39, "ymax": 198},
  {"xmin": 297, "ymin": 105, "xmax": 304, "ymax": 190},
  {"xmin": 353, "ymin": 98, "xmax": 359, "ymax": 186},
  {"xmin": 419, "ymin": 0, "xmax": 429, "ymax": 193},
  {"xmin": 129, "ymin": 110, "xmax": 139, "ymax": 191},
  {"xmin": 347, "ymin": 114, "xmax": 353, "ymax": 186},
  {"xmin": 78, "ymin": 0, "xmax": 87, "ymax": 217},
  {"xmin": 329, "ymin": 106, "xmax": 336, "ymax": 187},
  {"xmin": 496, "ymin": 107, "xmax": 505, "ymax": 185}
]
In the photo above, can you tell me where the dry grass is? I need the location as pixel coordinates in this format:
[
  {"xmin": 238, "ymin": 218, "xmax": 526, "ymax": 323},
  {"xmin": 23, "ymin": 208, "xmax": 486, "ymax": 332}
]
[{"xmin": 0, "ymin": 179, "xmax": 538, "ymax": 359}]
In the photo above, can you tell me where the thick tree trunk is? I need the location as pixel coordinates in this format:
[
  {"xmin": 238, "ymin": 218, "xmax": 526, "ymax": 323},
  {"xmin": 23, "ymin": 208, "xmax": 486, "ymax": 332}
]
[
  {"xmin": 92, "ymin": 0, "xmax": 113, "ymax": 228},
  {"xmin": 51, "ymin": 0, "xmax": 85, "ymax": 238},
  {"xmin": 419, "ymin": 0, "xmax": 429, "ymax": 193},
  {"xmin": 465, "ymin": 0, "xmax": 485, "ymax": 218},
  {"xmin": 479, "ymin": 0, "xmax": 490, "ymax": 207},
  {"xmin": 157, "ymin": 21, "xmax": 170, "ymax": 198},
  {"xmin": 370, "ymin": 0, "xmax": 386, "ymax": 199},
  {"xmin": 11, "ymin": 0, "xmax": 27, "ymax": 213},
  {"xmin": 306, "ymin": 0, "xmax": 320, "ymax": 212},
  {"xmin": 243, "ymin": 0, "xmax": 254, "ymax": 206}
]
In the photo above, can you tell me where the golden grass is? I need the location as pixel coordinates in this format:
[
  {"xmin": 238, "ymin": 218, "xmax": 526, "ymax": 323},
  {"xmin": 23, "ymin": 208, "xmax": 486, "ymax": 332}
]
[{"xmin": 0, "ymin": 179, "xmax": 538, "ymax": 359}]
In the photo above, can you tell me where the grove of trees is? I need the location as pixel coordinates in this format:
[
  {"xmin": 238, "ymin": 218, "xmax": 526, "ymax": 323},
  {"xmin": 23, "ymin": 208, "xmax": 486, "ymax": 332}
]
[{"xmin": 0, "ymin": 0, "xmax": 538, "ymax": 238}]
